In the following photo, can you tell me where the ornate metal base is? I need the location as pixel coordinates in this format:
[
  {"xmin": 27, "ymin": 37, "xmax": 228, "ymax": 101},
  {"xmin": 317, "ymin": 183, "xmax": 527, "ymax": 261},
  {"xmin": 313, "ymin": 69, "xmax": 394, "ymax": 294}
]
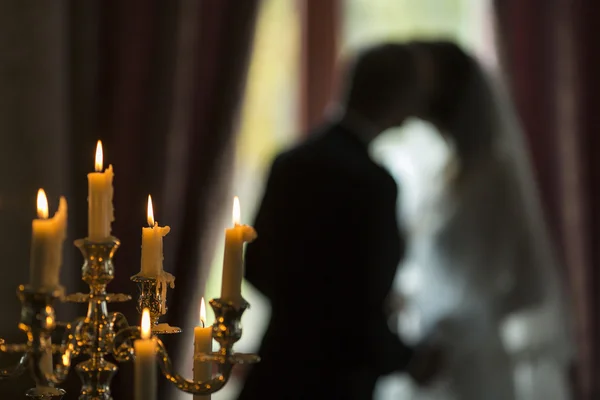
[
  {"xmin": 75, "ymin": 358, "xmax": 118, "ymax": 400},
  {"xmin": 26, "ymin": 387, "xmax": 66, "ymax": 400}
]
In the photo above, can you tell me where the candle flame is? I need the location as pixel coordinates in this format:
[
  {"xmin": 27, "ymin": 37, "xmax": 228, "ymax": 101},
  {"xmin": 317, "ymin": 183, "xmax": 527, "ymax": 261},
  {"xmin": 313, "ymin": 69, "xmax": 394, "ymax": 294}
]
[
  {"xmin": 95, "ymin": 140, "xmax": 103, "ymax": 172},
  {"xmin": 147, "ymin": 195, "xmax": 154, "ymax": 226},
  {"xmin": 36, "ymin": 189, "xmax": 49, "ymax": 219},
  {"xmin": 199, "ymin": 297, "xmax": 207, "ymax": 327},
  {"xmin": 141, "ymin": 308, "xmax": 151, "ymax": 339},
  {"xmin": 62, "ymin": 349, "xmax": 71, "ymax": 367},
  {"xmin": 232, "ymin": 196, "xmax": 240, "ymax": 226}
]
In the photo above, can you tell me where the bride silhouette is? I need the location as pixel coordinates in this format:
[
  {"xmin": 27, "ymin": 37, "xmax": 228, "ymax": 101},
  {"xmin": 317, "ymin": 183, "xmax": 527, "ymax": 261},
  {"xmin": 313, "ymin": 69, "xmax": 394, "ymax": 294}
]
[{"xmin": 383, "ymin": 41, "xmax": 575, "ymax": 400}]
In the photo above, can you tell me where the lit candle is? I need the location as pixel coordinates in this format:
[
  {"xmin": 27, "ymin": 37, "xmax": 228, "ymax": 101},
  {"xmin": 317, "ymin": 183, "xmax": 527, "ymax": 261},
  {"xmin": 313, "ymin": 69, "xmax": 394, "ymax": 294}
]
[
  {"xmin": 220, "ymin": 196, "xmax": 257, "ymax": 307},
  {"xmin": 193, "ymin": 297, "xmax": 212, "ymax": 400},
  {"xmin": 30, "ymin": 189, "xmax": 68, "ymax": 291},
  {"xmin": 140, "ymin": 195, "xmax": 170, "ymax": 277},
  {"xmin": 88, "ymin": 140, "xmax": 114, "ymax": 242},
  {"xmin": 134, "ymin": 308, "xmax": 156, "ymax": 400}
]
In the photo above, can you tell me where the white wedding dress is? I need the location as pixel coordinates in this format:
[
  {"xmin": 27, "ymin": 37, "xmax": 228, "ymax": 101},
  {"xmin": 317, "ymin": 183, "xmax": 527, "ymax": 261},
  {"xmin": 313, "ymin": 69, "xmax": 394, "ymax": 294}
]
[{"xmin": 372, "ymin": 64, "xmax": 574, "ymax": 400}]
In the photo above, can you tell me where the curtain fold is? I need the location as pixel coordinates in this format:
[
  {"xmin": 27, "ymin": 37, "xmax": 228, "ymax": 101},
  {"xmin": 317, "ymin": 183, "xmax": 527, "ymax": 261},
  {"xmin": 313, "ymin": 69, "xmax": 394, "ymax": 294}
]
[
  {"xmin": 572, "ymin": 1, "xmax": 600, "ymax": 398},
  {"xmin": 494, "ymin": 1, "xmax": 600, "ymax": 398},
  {"xmin": 0, "ymin": 2, "xmax": 70, "ymax": 398},
  {"xmin": 161, "ymin": 2, "xmax": 260, "ymax": 398}
]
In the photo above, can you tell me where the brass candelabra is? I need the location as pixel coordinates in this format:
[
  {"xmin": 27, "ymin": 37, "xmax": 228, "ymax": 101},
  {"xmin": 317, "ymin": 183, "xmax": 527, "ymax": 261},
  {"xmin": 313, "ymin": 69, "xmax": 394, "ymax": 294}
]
[{"xmin": 0, "ymin": 236, "xmax": 259, "ymax": 399}]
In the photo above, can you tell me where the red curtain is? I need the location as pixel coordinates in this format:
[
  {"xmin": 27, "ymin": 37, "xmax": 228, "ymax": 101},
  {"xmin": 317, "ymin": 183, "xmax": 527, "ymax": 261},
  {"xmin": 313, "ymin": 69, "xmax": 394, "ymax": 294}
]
[
  {"xmin": 160, "ymin": 2, "xmax": 260, "ymax": 398},
  {"xmin": 299, "ymin": 0, "xmax": 340, "ymax": 132},
  {"xmin": 0, "ymin": 2, "xmax": 72, "ymax": 398},
  {"xmin": 0, "ymin": 0, "xmax": 256, "ymax": 397},
  {"xmin": 495, "ymin": 1, "xmax": 600, "ymax": 398},
  {"xmin": 26, "ymin": 0, "xmax": 259, "ymax": 398}
]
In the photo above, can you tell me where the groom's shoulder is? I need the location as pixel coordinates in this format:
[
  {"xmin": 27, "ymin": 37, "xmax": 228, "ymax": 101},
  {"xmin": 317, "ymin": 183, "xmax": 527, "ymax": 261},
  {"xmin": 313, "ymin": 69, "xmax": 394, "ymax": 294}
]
[{"xmin": 272, "ymin": 124, "xmax": 339, "ymax": 169}]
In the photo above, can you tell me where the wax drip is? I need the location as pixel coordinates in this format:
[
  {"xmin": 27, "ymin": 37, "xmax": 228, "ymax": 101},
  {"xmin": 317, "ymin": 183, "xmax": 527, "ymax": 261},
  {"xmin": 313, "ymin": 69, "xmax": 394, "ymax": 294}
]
[
  {"xmin": 155, "ymin": 270, "xmax": 175, "ymax": 315},
  {"xmin": 240, "ymin": 225, "xmax": 258, "ymax": 242}
]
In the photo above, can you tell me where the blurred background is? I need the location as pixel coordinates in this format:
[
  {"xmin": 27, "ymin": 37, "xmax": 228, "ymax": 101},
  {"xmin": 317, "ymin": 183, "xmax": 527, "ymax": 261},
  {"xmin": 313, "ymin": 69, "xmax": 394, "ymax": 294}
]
[{"xmin": 0, "ymin": 0, "xmax": 597, "ymax": 399}]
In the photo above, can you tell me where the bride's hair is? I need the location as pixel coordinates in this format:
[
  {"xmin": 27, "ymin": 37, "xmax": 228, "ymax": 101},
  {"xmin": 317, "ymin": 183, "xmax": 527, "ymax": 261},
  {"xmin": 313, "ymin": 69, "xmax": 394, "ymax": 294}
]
[{"xmin": 412, "ymin": 41, "xmax": 498, "ymax": 182}]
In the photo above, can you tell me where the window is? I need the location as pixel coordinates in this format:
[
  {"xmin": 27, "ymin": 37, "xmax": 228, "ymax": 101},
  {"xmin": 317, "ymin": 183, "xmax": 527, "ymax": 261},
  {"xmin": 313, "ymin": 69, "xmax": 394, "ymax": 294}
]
[
  {"xmin": 341, "ymin": 1, "xmax": 496, "ymax": 248},
  {"xmin": 340, "ymin": 1, "xmax": 495, "ymax": 398},
  {"xmin": 202, "ymin": 1, "xmax": 495, "ymax": 399}
]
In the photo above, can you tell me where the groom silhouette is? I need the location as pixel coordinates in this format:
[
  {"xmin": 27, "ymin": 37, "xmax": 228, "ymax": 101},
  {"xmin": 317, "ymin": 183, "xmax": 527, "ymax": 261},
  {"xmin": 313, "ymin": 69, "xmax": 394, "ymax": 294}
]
[{"xmin": 239, "ymin": 44, "xmax": 434, "ymax": 400}]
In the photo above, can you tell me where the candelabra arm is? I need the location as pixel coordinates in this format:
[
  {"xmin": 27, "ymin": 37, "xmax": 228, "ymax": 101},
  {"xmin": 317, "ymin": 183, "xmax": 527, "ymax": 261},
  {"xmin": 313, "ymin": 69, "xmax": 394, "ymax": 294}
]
[
  {"xmin": 28, "ymin": 316, "xmax": 83, "ymax": 387},
  {"xmin": 0, "ymin": 351, "xmax": 29, "ymax": 380},
  {"xmin": 60, "ymin": 318, "xmax": 84, "ymax": 357},
  {"xmin": 155, "ymin": 337, "xmax": 232, "ymax": 395},
  {"xmin": 109, "ymin": 312, "xmax": 129, "ymax": 335},
  {"xmin": 111, "ymin": 326, "xmax": 139, "ymax": 363},
  {"xmin": 112, "ymin": 328, "xmax": 232, "ymax": 395}
]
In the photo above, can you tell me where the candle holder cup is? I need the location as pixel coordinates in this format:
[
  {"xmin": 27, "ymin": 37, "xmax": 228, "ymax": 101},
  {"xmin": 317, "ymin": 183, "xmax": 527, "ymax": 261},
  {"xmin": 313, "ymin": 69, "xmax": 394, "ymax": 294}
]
[
  {"xmin": 193, "ymin": 298, "xmax": 259, "ymax": 365},
  {"xmin": 209, "ymin": 299, "xmax": 250, "ymax": 357},
  {"xmin": 130, "ymin": 274, "xmax": 181, "ymax": 334},
  {"xmin": 0, "ymin": 285, "xmax": 67, "ymax": 399}
]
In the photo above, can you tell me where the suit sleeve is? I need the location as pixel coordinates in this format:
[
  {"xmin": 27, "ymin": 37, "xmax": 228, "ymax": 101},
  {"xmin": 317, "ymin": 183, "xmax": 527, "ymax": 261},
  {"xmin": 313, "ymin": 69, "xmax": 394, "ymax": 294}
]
[
  {"xmin": 363, "ymin": 176, "xmax": 414, "ymax": 374},
  {"xmin": 368, "ymin": 304, "xmax": 415, "ymax": 374}
]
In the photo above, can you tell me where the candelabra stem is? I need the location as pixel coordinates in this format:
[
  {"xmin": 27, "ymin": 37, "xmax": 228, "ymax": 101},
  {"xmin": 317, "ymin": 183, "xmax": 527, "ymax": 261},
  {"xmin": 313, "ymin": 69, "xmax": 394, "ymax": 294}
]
[
  {"xmin": 75, "ymin": 297, "xmax": 118, "ymax": 400},
  {"xmin": 75, "ymin": 357, "xmax": 117, "ymax": 400},
  {"xmin": 73, "ymin": 238, "xmax": 122, "ymax": 400}
]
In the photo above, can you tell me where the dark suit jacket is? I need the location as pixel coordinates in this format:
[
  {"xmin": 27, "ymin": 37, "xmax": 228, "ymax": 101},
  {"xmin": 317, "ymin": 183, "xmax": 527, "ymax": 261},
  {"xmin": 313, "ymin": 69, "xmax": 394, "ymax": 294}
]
[{"xmin": 238, "ymin": 123, "xmax": 413, "ymax": 400}]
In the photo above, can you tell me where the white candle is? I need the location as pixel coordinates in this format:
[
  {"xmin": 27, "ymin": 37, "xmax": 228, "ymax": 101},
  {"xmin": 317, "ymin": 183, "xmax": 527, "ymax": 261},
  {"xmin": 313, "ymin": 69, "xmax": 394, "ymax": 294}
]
[
  {"xmin": 220, "ymin": 197, "xmax": 257, "ymax": 306},
  {"xmin": 37, "ymin": 340, "xmax": 54, "ymax": 390},
  {"xmin": 140, "ymin": 195, "xmax": 170, "ymax": 277},
  {"xmin": 135, "ymin": 308, "xmax": 156, "ymax": 400},
  {"xmin": 88, "ymin": 140, "xmax": 114, "ymax": 242},
  {"xmin": 193, "ymin": 297, "xmax": 212, "ymax": 400},
  {"xmin": 30, "ymin": 189, "xmax": 68, "ymax": 291}
]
